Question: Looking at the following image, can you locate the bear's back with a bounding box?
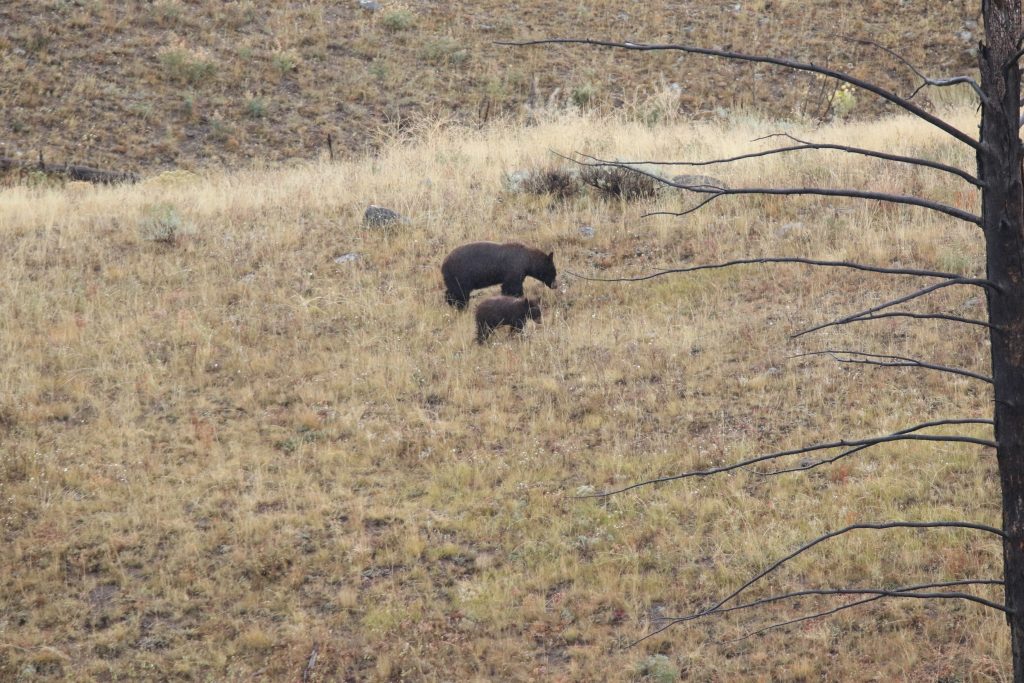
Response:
[475,294,528,322]
[442,242,528,283]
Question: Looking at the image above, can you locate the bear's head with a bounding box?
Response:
[539,252,557,289]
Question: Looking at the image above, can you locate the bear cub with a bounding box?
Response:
[442,241,557,309]
[475,295,542,343]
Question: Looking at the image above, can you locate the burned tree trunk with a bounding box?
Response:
[513,0,1024,677]
[980,0,1024,673]
[0,156,139,185]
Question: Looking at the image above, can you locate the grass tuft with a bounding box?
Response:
[158,48,217,86]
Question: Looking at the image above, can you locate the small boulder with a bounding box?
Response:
[334,252,361,264]
[359,0,382,10]
[363,205,404,228]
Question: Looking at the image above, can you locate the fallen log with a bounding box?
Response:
[0,156,139,185]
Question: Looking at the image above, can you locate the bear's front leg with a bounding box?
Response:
[445,289,469,309]
[500,279,524,297]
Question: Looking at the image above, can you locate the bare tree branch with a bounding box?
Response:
[664,179,981,224]
[578,133,982,187]
[501,38,980,150]
[628,522,1006,645]
[828,310,996,330]
[668,581,1009,623]
[715,580,1005,644]
[907,76,986,101]
[583,430,996,498]
[574,155,983,225]
[794,349,994,384]
[845,36,987,102]
[1005,44,1024,72]
[647,187,980,224]
[761,133,981,186]
[566,256,975,284]
[746,418,994,476]
[791,278,999,338]
[706,521,1004,606]
[649,192,722,217]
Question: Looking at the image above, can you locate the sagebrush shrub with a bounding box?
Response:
[521,166,580,199]
[580,164,659,200]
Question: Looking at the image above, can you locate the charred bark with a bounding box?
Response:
[979,0,1024,675]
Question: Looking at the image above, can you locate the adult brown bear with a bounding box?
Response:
[475,296,542,343]
[441,241,557,309]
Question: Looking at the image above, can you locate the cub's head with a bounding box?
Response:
[525,298,543,324]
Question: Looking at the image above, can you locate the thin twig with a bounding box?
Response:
[717,579,1004,643]
[565,256,971,283]
[302,642,320,683]
[578,133,981,187]
[829,310,996,330]
[746,418,993,476]
[500,38,980,150]
[1005,44,1024,72]
[661,171,979,224]
[794,349,993,384]
[845,36,986,102]
[583,430,996,498]
[791,278,999,338]
[664,580,1009,623]
[629,521,1006,645]
[573,155,982,225]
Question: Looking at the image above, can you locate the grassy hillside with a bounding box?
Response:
[0,108,1004,680]
[1,0,981,174]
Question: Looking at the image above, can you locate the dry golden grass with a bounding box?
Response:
[0,108,1006,681]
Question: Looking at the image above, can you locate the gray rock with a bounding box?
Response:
[672,174,727,191]
[359,0,381,10]
[363,205,404,228]
[578,225,596,238]
[334,252,361,264]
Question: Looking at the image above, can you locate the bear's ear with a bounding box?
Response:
[547,252,554,261]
